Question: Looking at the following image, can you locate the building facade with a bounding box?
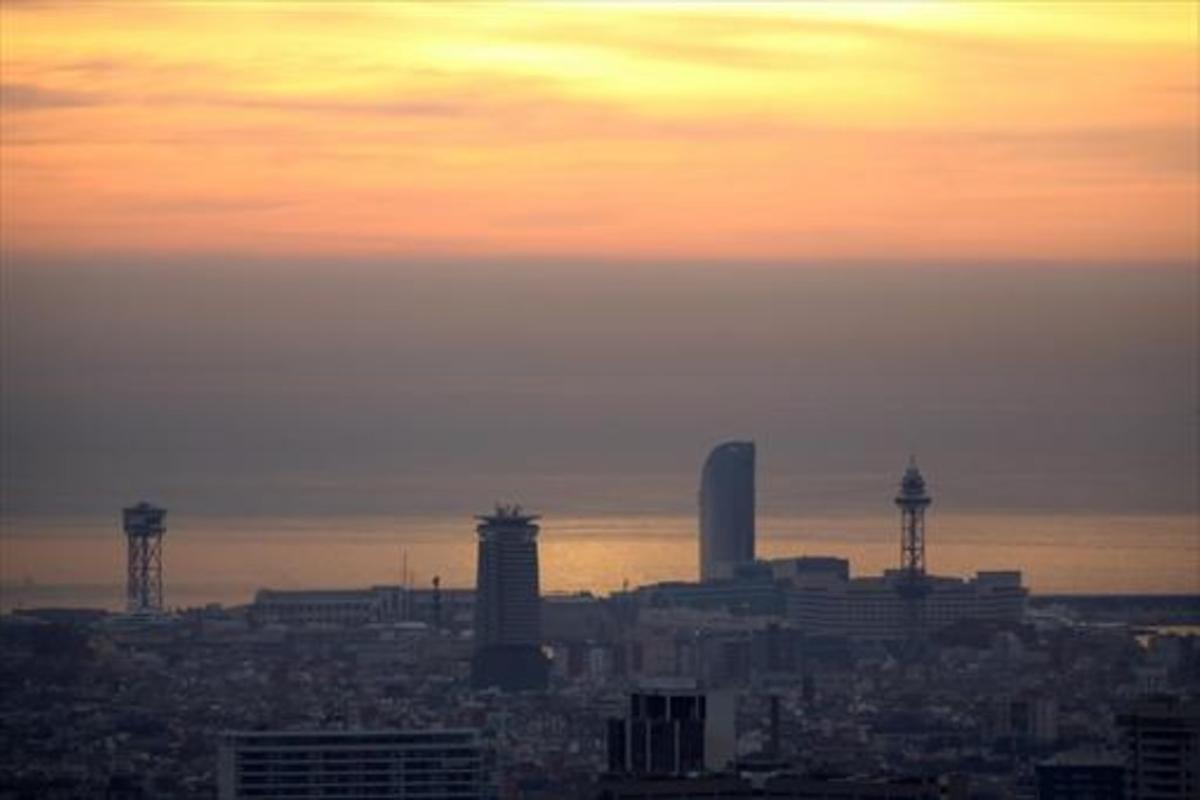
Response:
[1036,758,1126,800]
[606,684,736,776]
[251,585,475,628]
[472,504,548,691]
[786,570,1027,642]
[1117,696,1199,800]
[699,441,756,582]
[216,729,492,800]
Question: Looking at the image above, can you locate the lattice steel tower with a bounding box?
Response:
[123,502,167,613]
[894,459,932,650]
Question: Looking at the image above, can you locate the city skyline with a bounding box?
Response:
[0,3,1197,796]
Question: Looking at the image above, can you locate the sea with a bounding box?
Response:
[1,512,1196,612]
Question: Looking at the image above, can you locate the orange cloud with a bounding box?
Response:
[1,1,1196,263]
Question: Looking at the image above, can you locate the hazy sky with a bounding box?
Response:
[1,3,1197,525]
[2,259,1195,520]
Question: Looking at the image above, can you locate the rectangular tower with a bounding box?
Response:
[471,504,548,691]
[606,685,735,776]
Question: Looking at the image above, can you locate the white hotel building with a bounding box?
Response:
[786,568,1027,641]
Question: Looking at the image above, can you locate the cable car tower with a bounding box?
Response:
[123,502,167,613]
[894,459,932,654]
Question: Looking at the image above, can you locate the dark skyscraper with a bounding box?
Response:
[606,688,736,776]
[698,441,755,582]
[471,503,548,691]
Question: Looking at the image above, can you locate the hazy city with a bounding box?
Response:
[1,3,1197,800]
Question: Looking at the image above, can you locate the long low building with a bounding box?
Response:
[251,585,475,628]
[787,569,1027,641]
[217,729,493,800]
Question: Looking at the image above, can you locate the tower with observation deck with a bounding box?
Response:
[122,501,167,614]
[894,459,932,653]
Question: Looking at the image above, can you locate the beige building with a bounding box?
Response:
[786,569,1027,641]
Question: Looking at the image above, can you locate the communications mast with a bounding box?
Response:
[894,459,931,651]
[123,502,167,613]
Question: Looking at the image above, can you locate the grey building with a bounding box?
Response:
[471,504,548,691]
[1117,696,1199,800]
[699,441,755,582]
[1036,756,1125,800]
[606,685,736,776]
[217,729,492,799]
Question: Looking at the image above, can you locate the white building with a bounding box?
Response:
[786,569,1027,641]
[217,729,492,799]
[251,585,474,628]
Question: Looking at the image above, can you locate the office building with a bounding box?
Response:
[1036,754,1126,800]
[593,773,968,799]
[472,504,548,691]
[1117,696,1199,799]
[217,729,492,799]
[250,585,476,628]
[786,569,1026,641]
[607,683,736,775]
[699,441,755,582]
[993,691,1059,748]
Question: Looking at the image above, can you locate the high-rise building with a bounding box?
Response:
[699,441,755,582]
[122,502,167,614]
[1117,696,1199,800]
[471,503,548,691]
[216,729,492,799]
[606,683,735,776]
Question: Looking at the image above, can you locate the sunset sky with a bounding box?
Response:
[2,1,1197,264]
[1,3,1198,601]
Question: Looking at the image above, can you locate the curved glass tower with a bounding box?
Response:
[698,441,755,582]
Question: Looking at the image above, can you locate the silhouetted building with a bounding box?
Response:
[1117,696,1199,799]
[593,773,968,799]
[699,441,755,582]
[471,503,548,691]
[1036,755,1125,800]
[762,556,850,583]
[607,683,735,775]
[217,729,491,799]
[993,691,1059,748]
[122,501,167,614]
